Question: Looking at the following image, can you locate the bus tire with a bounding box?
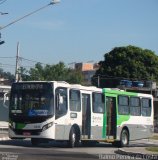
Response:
[68,127,79,148]
[119,129,129,147]
[31,138,40,146]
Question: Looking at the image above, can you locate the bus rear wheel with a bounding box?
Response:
[119,129,129,147]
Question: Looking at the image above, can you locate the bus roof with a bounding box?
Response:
[12,81,102,92]
[103,88,153,98]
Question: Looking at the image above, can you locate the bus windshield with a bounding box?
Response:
[10,83,54,121]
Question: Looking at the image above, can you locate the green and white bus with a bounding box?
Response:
[9,81,154,147]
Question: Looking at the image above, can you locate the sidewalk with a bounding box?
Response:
[115,148,158,160]
[115,137,158,159]
[116,146,157,155]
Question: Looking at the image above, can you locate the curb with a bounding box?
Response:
[115,149,158,160]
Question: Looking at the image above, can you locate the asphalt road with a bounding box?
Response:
[0,139,117,160]
[0,138,158,160]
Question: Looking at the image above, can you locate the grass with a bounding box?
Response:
[146,147,158,152]
[150,135,158,140]
[145,134,158,152]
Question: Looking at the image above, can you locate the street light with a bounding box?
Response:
[0,33,5,45]
[0,12,8,45]
[0,0,60,45]
[0,40,5,45]
[50,0,60,5]
[0,0,60,30]
[0,11,8,44]
[0,11,8,15]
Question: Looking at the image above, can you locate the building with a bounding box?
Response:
[75,63,94,71]
[75,63,99,85]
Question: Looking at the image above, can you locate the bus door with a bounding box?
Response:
[82,93,91,139]
[55,87,67,140]
[106,96,116,139]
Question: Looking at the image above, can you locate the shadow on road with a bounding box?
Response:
[0,139,113,148]
[1,138,158,148]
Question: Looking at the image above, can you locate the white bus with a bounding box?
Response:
[9,81,154,147]
[0,85,11,122]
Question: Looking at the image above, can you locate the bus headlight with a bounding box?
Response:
[42,122,53,131]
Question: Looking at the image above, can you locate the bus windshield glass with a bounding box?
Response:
[10,83,54,119]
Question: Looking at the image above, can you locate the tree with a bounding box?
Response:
[19,67,30,81]
[66,68,83,84]
[21,62,84,84]
[92,45,158,87]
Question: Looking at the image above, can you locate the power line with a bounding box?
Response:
[21,65,35,68]
[0,1,60,31]
[0,63,35,68]
[20,57,46,65]
[0,63,15,67]
[0,56,15,59]
[0,55,47,71]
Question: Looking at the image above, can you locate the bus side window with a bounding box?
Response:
[92,92,104,113]
[69,89,81,112]
[55,87,67,119]
[118,95,129,115]
[130,97,141,116]
[142,98,151,117]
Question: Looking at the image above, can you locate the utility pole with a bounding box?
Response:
[15,42,20,82]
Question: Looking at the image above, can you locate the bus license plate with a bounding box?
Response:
[23,132,31,136]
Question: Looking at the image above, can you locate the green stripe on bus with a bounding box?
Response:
[117,115,130,125]
[102,88,138,96]
[102,111,106,138]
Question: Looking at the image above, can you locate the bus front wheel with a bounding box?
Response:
[68,127,79,148]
